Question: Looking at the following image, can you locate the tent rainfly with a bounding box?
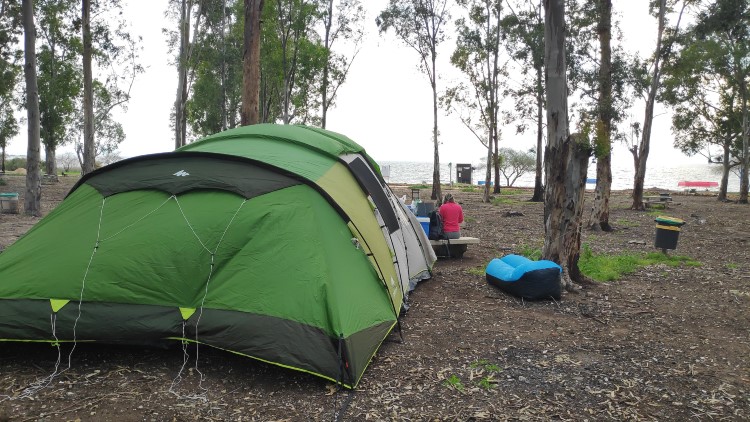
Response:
[0,124,436,388]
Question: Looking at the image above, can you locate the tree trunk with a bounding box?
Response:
[241,0,264,126]
[82,0,95,174]
[740,81,749,204]
[44,144,57,177]
[430,55,441,202]
[718,143,730,201]
[493,138,501,194]
[631,0,667,210]
[484,143,492,203]
[321,0,333,129]
[174,0,190,149]
[531,68,544,202]
[542,0,589,290]
[587,0,612,231]
[22,0,41,217]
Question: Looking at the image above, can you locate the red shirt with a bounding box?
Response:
[439,202,463,233]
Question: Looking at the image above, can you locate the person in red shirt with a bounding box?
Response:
[438,193,463,239]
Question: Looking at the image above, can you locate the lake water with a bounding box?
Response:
[379,160,742,192]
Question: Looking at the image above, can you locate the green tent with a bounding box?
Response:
[0,124,436,387]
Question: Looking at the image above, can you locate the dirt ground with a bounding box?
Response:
[0,175,748,421]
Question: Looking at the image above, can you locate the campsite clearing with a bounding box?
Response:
[1,176,749,420]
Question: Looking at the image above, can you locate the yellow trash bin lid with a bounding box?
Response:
[655,216,685,228]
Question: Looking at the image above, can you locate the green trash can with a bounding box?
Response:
[654,216,685,251]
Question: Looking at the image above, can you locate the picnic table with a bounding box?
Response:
[429,236,480,258]
[644,193,673,209]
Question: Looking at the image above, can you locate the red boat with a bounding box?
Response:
[677,181,719,188]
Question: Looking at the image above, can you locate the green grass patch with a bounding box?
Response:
[491,197,517,205]
[477,376,498,390]
[499,188,525,196]
[517,244,542,261]
[579,245,701,282]
[409,184,430,190]
[442,374,465,392]
[467,266,485,276]
[726,262,738,270]
[470,359,503,373]
[464,216,476,223]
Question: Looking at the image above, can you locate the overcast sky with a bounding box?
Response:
[6,0,704,167]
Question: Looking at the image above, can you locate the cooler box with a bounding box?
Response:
[0,192,19,214]
[417,217,430,236]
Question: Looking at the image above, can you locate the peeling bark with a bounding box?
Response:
[542,0,591,290]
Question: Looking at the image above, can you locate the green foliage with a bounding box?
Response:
[579,245,701,282]
[5,157,26,171]
[477,376,497,390]
[470,359,502,373]
[498,188,525,196]
[466,266,484,276]
[497,148,535,187]
[491,197,517,205]
[442,374,464,392]
[460,186,477,192]
[661,0,749,174]
[37,0,82,155]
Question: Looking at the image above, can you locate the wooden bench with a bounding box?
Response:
[644,193,673,209]
[429,237,480,258]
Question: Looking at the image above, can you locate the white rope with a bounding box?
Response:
[99,195,173,242]
[168,321,192,395]
[168,197,247,400]
[173,196,212,254]
[1,197,109,402]
[0,314,64,402]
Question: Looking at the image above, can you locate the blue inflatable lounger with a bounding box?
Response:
[485,254,562,300]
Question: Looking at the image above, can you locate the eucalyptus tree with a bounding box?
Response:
[320,0,364,129]
[0,101,19,173]
[242,0,264,125]
[271,0,326,124]
[36,0,81,178]
[498,147,535,187]
[22,0,41,216]
[669,87,742,201]
[499,0,544,201]
[168,0,207,148]
[377,0,450,201]
[186,0,244,136]
[688,0,750,203]
[584,0,613,231]
[81,0,140,168]
[444,0,505,201]
[542,0,591,289]
[629,0,688,210]
[662,9,747,202]
[81,0,93,171]
[0,2,21,173]
[74,80,126,167]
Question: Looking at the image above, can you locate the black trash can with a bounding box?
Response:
[654,216,686,251]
